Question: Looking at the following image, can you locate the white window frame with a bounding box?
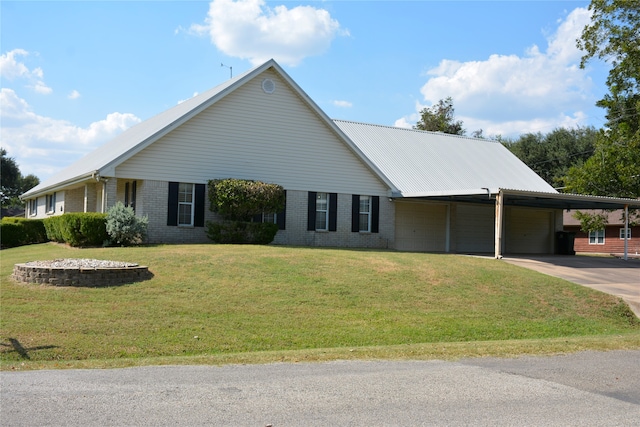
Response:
[29,198,37,216]
[178,183,195,226]
[262,212,277,224]
[46,193,56,214]
[588,229,605,245]
[619,228,631,240]
[359,195,372,232]
[315,192,329,231]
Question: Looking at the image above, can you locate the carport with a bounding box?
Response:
[419,189,640,260]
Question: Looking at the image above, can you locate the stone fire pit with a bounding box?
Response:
[12,259,152,287]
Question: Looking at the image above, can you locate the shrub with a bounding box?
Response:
[206,178,284,245]
[106,202,148,246]
[208,178,285,221]
[0,218,47,248]
[43,213,108,247]
[206,221,279,245]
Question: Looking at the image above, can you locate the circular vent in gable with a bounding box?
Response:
[262,78,276,94]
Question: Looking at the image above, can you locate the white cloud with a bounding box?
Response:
[0,88,141,180]
[333,100,352,108]
[191,0,347,66]
[68,90,81,100]
[397,7,594,137]
[0,49,53,95]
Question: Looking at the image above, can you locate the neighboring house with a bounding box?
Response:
[564,210,639,255]
[21,59,640,256]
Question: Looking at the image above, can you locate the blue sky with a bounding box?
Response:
[1,0,609,181]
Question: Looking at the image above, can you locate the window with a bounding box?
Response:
[29,198,37,216]
[315,192,329,231]
[307,192,336,232]
[46,193,56,214]
[124,181,137,212]
[620,228,632,239]
[178,183,194,226]
[358,196,372,232]
[351,194,379,233]
[589,229,605,245]
[262,212,276,224]
[167,182,205,227]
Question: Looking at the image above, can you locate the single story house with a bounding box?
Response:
[564,210,639,256]
[21,59,640,257]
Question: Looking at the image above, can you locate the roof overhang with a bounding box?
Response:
[393,188,640,210]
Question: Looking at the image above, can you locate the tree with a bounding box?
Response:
[414,97,465,135]
[504,127,597,188]
[1,148,39,212]
[566,0,640,199]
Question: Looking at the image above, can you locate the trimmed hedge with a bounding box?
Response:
[206,221,279,245]
[43,213,108,247]
[208,178,285,222]
[0,217,48,249]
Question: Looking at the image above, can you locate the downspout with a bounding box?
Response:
[624,204,629,261]
[495,190,504,259]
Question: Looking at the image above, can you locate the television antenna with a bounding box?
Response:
[221,63,232,78]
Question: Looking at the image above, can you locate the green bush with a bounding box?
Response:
[208,178,285,221]
[206,178,284,245]
[43,213,108,247]
[206,221,279,245]
[106,202,148,246]
[0,217,47,248]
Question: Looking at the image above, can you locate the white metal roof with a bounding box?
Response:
[333,120,558,197]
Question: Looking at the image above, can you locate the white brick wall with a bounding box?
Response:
[137,181,395,248]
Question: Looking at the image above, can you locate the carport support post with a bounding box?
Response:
[495,190,504,259]
[624,204,629,261]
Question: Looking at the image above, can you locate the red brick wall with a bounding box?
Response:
[564,225,640,254]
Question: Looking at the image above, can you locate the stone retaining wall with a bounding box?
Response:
[12,264,153,287]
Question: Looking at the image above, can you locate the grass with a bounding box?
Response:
[1,243,638,370]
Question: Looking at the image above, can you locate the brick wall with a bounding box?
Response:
[566,225,640,255]
[138,180,395,248]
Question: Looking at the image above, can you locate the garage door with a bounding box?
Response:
[505,208,553,254]
[395,202,447,252]
[455,204,494,253]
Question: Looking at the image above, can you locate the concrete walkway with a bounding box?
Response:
[503,255,640,317]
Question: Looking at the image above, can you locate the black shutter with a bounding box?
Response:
[194,184,206,227]
[371,196,380,233]
[351,195,360,232]
[276,191,286,230]
[124,182,130,207]
[252,214,262,223]
[167,182,179,226]
[131,181,137,212]
[329,193,338,232]
[307,192,316,231]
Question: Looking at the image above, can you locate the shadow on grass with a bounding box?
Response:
[1,338,59,360]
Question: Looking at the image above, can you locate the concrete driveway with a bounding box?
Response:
[503,256,640,316]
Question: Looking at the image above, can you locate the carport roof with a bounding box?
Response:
[406,188,640,210]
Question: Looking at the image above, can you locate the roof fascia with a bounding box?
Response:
[20,172,98,199]
[499,189,640,208]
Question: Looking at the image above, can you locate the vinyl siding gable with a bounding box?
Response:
[115,69,388,196]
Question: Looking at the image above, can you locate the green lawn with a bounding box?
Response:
[1,243,638,370]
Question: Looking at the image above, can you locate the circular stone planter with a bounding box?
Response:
[12,259,152,287]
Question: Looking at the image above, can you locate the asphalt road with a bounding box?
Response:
[2,350,639,426]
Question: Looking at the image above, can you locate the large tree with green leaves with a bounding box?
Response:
[504,127,597,188]
[414,97,466,135]
[565,0,640,199]
[1,148,40,213]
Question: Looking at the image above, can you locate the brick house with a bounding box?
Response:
[21,59,640,256]
[564,210,639,256]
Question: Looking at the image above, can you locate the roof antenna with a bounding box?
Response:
[221,63,232,78]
